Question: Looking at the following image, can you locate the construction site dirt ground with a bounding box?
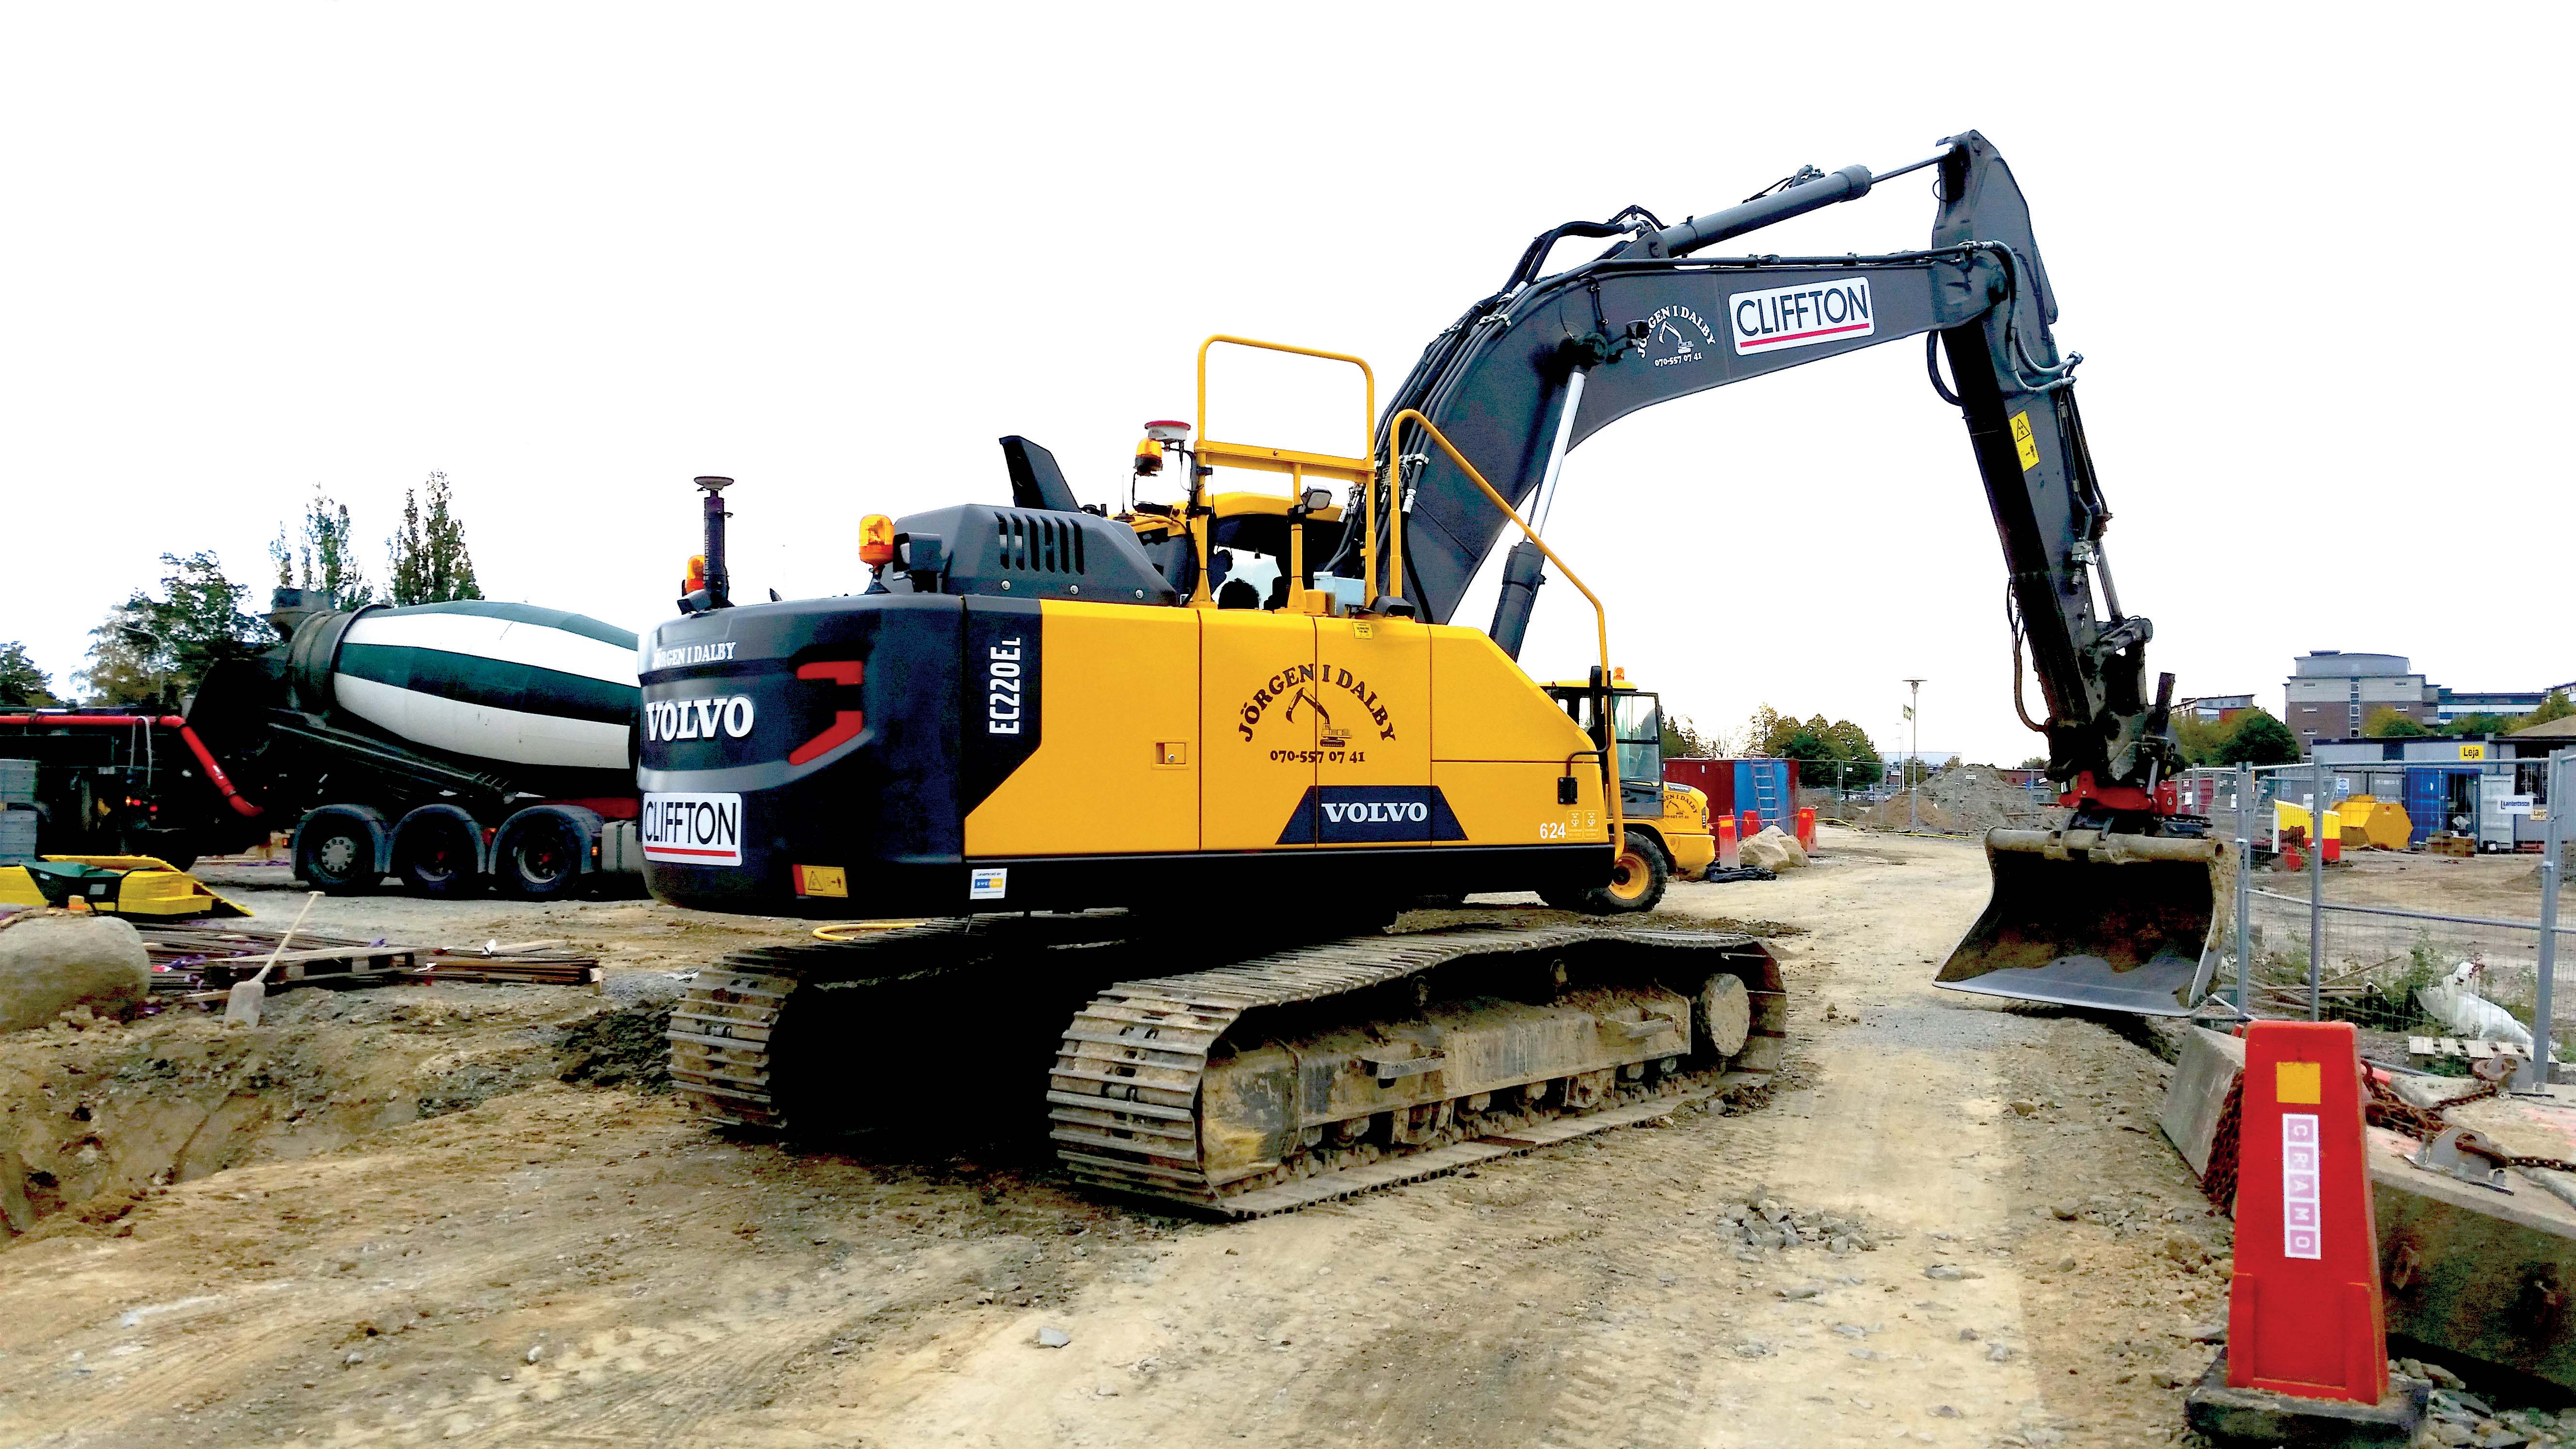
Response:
[0,831,2248,1448]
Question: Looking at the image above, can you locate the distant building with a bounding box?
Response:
[2438,686,2575,726]
[2310,735,2551,851]
[2285,652,2432,752]
[2181,694,2255,724]
[2285,651,2573,752]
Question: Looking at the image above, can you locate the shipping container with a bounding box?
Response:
[1663,757,1798,832]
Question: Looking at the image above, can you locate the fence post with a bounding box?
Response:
[2310,760,2327,1021]
[2523,750,2568,1090]
[2236,762,2255,1016]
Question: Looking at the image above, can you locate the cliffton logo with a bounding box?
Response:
[1236,661,1397,743]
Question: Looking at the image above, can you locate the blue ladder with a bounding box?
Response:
[1751,764,1783,830]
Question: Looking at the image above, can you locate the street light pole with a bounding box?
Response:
[1903,678,1926,831]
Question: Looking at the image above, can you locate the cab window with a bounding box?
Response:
[1612,692,1663,785]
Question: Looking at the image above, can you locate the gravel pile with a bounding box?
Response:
[557,999,675,1092]
[1845,765,2064,835]
[1711,1191,1886,1257]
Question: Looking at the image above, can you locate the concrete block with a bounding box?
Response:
[2183,1351,2427,1445]
[2372,1093,2576,1389]
[2160,1025,2246,1180]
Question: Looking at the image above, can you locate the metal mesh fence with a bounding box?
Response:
[2179,759,2570,1077]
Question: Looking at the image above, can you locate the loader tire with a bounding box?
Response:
[1543,828,1669,916]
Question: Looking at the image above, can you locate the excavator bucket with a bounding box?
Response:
[1935,829,2224,1016]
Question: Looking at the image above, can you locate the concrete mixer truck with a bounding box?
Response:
[0,589,644,898]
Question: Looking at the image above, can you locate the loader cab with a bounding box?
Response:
[1545,678,1663,807]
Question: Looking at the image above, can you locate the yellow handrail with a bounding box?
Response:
[1381,408,1622,849]
[1195,336,1377,604]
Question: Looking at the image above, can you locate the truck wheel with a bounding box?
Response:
[296,815,381,896]
[1567,828,1669,916]
[395,815,483,899]
[497,814,584,901]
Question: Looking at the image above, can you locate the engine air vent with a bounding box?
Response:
[996,511,1087,574]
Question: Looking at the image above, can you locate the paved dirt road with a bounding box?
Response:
[0,829,2224,1447]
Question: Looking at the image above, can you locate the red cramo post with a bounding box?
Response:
[2226,1020,2386,1402]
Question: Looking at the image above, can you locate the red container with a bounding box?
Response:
[1662,758,1798,834]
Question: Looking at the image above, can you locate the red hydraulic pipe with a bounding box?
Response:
[0,713,264,818]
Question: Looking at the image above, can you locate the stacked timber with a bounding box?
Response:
[136,922,600,993]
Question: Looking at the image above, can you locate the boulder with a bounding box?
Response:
[0,911,150,1032]
[1740,827,1809,871]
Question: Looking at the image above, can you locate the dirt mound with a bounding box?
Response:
[558,999,675,1092]
[1845,764,2064,835]
[0,982,618,1239]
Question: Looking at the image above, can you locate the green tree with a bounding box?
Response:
[2528,690,2576,728]
[2441,711,2518,738]
[1735,705,1884,787]
[1659,710,1720,760]
[1743,703,1796,759]
[1825,719,1884,789]
[2175,713,2239,766]
[387,470,483,606]
[2365,705,2430,738]
[1780,726,1836,786]
[2219,708,2302,766]
[2018,755,2049,770]
[270,485,375,607]
[77,553,269,708]
[0,643,60,707]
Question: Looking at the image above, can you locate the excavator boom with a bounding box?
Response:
[1340,130,2219,1013]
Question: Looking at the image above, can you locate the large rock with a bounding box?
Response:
[1740,827,1809,871]
[0,912,150,1032]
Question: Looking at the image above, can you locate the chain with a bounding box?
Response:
[2364,1063,2576,1174]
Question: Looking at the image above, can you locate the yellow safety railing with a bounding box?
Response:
[1381,408,1622,847]
[1193,336,1376,606]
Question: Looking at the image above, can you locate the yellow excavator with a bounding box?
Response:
[643,131,2218,1216]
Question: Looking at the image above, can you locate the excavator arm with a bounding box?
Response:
[1336,130,2219,1012]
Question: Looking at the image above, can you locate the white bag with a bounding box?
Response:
[2415,963,2534,1049]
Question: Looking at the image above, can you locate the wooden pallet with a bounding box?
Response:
[2409,1035,2534,1063]
[138,922,599,992]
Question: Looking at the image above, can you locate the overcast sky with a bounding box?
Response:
[5,4,2567,764]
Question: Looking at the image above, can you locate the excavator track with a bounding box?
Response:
[668,915,1128,1128]
[1048,923,1784,1217]
[669,916,1785,1218]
